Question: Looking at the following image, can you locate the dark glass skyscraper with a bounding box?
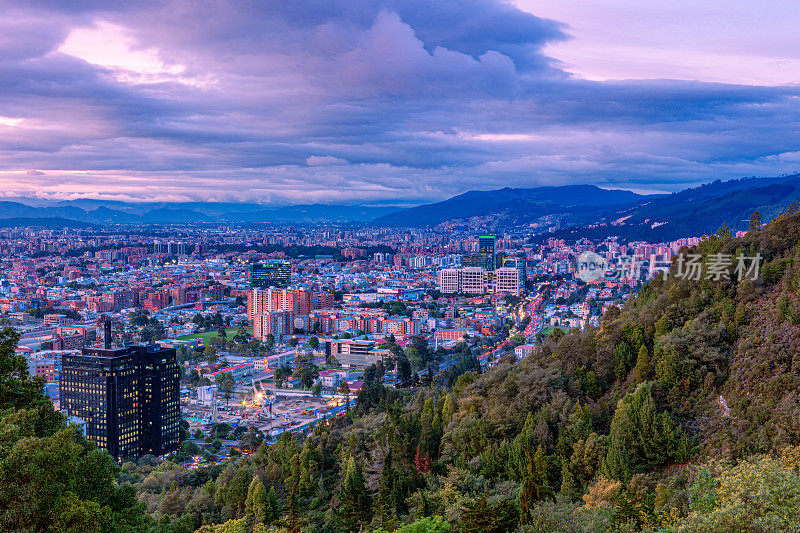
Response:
[478,235,496,271]
[60,343,180,460]
[251,261,291,288]
[462,253,491,270]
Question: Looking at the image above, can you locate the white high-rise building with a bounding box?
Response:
[494,267,522,295]
[437,268,460,294]
[460,267,486,294]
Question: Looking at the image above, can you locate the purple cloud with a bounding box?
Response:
[0,0,798,203]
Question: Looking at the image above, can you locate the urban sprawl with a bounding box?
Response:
[2,224,719,466]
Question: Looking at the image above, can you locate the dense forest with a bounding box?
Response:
[4,207,800,532]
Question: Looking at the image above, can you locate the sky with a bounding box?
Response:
[0,0,799,205]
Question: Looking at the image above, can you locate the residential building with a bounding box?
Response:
[514,344,535,357]
[253,310,292,339]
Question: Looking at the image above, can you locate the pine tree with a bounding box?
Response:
[338,455,372,532]
[265,485,279,525]
[601,383,684,481]
[376,449,395,526]
[533,411,553,452]
[519,443,551,522]
[299,438,315,497]
[519,446,536,525]
[749,210,762,231]
[461,495,518,532]
[284,454,302,532]
[633,345,652,382]
[511,412,536,479]
[441,394,456,426]
[613,342,634,379]
[245,476,267,525]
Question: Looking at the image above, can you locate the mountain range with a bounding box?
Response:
[0,199,400,225]
[372,175,800,240]
[2,174,798,239]
[372,184,645,227]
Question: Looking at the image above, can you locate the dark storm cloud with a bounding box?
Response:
[0,0,799,203]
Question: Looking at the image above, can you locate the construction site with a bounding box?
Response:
[181,379,353,461]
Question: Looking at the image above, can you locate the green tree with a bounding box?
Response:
[0,328,152,532]
[216,373,236,405]
[0,328,52,411]
[396,357,412,387]
[204,345,219,363]
[376,516,451,533]
[245,476,267,524]
[441,394,456,426]
[602,383,685,482]
[633,345,652,383]
[216,465,251,519]
[274,364,292,388]
[265,485,279,524]
[338,381,351,412]
[338,455,372,531]
[293,356,318,389]
[460,496,518,533]
[520,444,549,524]
[308,336,319,350]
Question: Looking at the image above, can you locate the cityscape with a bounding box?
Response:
[2,1,800,532]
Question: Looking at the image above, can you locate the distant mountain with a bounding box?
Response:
[540,175,800,241]
[258,204,400,223]
[2,175,797,233]
[372,185,646,227]
[145,208,214,224]
[0,199,402,225]
[371,176,800,240]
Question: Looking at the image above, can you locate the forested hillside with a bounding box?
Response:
[5,207,800,532]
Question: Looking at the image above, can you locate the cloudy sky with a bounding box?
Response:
[1,0,799,205]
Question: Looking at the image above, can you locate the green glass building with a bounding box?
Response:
[251,261,291,288]
[478,236,496,271]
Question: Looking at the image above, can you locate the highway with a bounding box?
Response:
[476,283,558,367]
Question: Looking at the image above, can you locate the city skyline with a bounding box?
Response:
[1,1,799,205]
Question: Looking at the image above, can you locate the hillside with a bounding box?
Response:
[580,175,800,240]
[191,206,800,531]
[374,175,800,241]
[4,209,800,531]
[372,185,644,227]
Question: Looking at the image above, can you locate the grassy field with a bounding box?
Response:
[177,328,252,343]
